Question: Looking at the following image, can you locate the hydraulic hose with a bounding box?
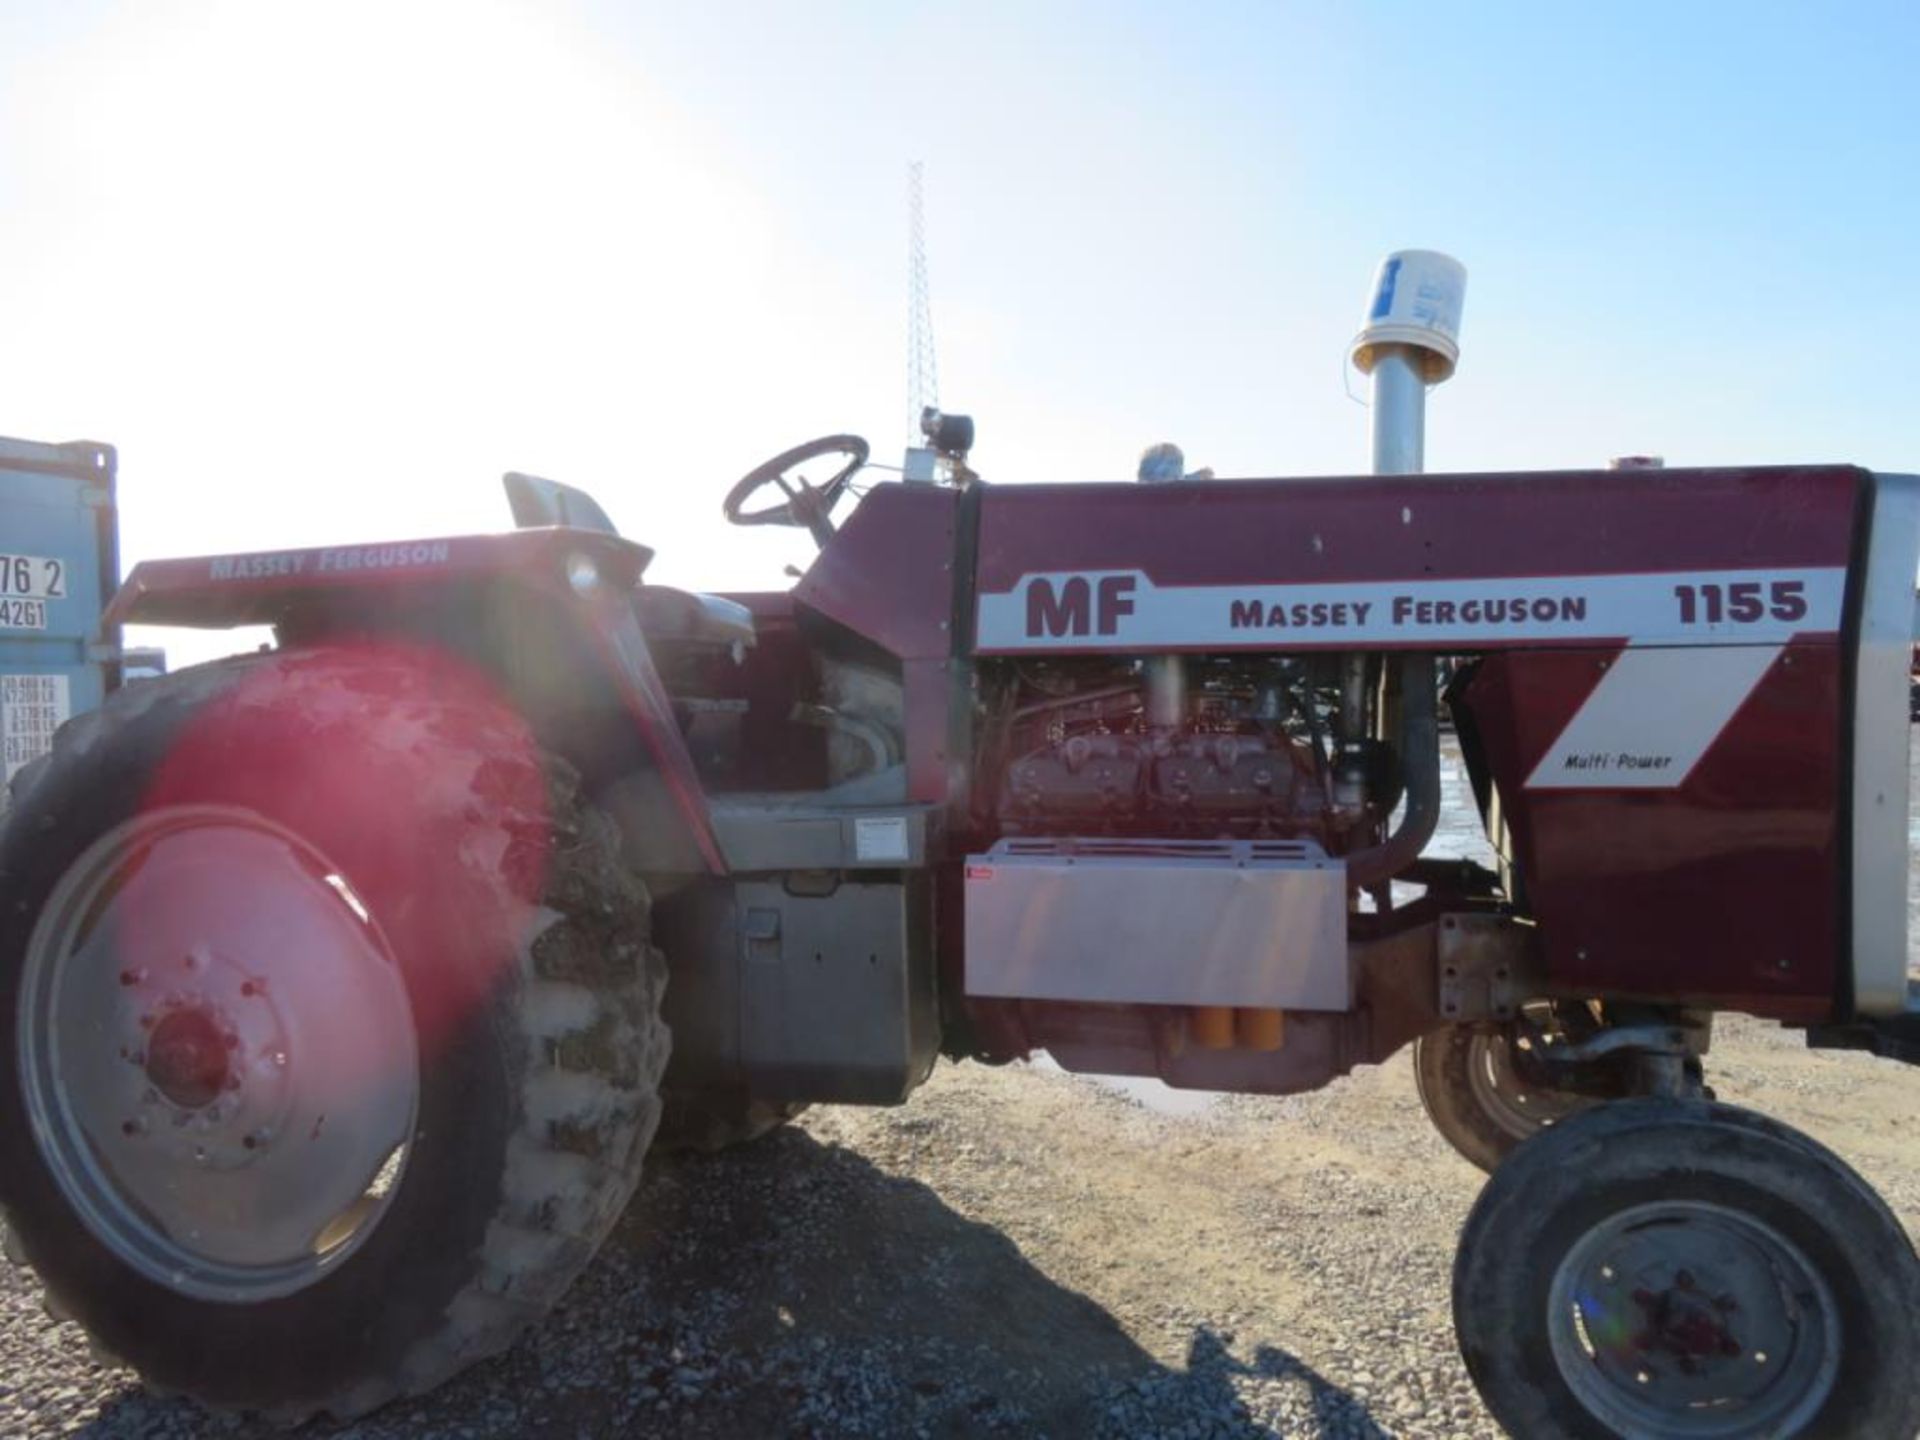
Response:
[1343,652,1440,890]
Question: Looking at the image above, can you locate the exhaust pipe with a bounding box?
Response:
[1343,251,1465,888]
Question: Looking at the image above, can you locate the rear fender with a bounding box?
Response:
[104,529,725,873]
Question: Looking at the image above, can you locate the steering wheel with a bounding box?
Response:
[723,434,869,547]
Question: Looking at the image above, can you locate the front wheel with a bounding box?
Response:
[1453,1099,1920,1439]
[1414,1018,1596,1172]
[0,647,668,1422]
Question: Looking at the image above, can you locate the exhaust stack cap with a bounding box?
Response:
[1350,249,1467,384]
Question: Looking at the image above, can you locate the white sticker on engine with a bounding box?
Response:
[2,673,70,779]
[854,815,911,862]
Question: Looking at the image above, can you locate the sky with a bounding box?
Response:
[1,0,1916,665]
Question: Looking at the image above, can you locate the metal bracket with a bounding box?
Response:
[1550,1024,1691,1062]
[1435,912,1535,1022]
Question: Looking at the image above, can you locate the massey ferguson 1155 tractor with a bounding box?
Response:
[4,251,1919,1438]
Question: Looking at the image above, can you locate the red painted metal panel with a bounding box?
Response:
[974,466,1862,594]
[105,530,653,630]
[793,487,963,806]
[103,529,725,874]
[1461,643,1844,1017]
[577,589,728,874]
[793,485,959,660]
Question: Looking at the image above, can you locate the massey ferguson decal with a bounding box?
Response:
[974,566,1845,652]
[206,541,453,581]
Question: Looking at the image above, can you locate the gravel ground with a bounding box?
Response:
[6,1016,1919,1440]
[6,739,1920,1438]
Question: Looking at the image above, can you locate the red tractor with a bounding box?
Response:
[3,256,1918,1438]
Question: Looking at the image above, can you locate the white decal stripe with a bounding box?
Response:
[974,567,1846,652]
[1524,647,1780,790]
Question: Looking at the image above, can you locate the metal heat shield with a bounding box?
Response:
[963,838,1350,1010]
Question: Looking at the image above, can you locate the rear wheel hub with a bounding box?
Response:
[144,1006,229,1110]
[18,808,420,1301]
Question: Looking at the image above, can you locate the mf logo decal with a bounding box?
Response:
[1025,574,1137,638]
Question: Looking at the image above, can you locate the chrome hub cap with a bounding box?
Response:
[1549,1201,1839,1436]
[19,808,419,1301]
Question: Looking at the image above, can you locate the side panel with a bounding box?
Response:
[791,485,966,804]
[792,484,960,662]
[656,876,940,1104]
[1850,473,1920,1015]
[973,466,1859,654]
[1459,643,1843,1014]
[964,838,1349,1009]
[969,464,1869,1020]
[0,438,118,782]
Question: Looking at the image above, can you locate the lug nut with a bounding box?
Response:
[118,967,146,987]
[120,1118,146,1138]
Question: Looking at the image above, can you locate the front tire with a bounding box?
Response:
[0,647,668,1422]
[1415,1018,1596,1172]
[1453,1099,1920,1439]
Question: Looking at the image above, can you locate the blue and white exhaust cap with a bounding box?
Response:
[1350,249,1468,384]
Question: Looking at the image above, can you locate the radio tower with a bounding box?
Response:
[906,161,938,443]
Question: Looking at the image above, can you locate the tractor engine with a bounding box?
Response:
[987,442,1404,854]
[989,652,1399,854]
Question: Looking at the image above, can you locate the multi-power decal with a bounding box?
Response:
[1525,646,1784,790]
[974,567,1844,652]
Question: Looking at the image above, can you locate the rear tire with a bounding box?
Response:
[0,647,668,1422]
[1453,1099,1920,1439]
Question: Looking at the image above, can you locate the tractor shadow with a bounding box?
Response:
[71,1127,1388,1438]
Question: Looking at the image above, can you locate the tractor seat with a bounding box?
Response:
[634,586,756,651]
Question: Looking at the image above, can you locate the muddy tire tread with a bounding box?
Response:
[0,649,669,1423]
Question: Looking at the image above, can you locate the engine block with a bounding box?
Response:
[1000,725,1332,839]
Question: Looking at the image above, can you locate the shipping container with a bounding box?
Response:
[0,436,119,784]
